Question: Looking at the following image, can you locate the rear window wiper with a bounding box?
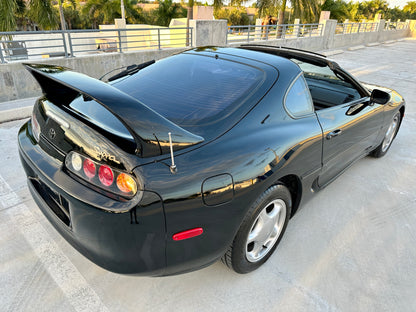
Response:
[105,60,155,82]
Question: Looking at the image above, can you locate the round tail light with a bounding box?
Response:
[117,173,137,194]
[66,152,139,198]
[99,165,114,186]
[71,153,82,171]
[83,159,96,178]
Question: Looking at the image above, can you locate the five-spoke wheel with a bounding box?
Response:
[246,199,287,263]
[222,184,291,274]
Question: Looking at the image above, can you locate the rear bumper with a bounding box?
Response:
[18,122,167,275]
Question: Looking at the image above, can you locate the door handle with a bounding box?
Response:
[326,129,342,140]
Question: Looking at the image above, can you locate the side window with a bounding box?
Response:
[285,75,314,118]
[291,58,365,109]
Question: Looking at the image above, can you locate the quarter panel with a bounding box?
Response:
[138,83,323,273]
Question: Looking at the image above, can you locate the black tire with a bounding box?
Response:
[222,184,292,274]
[371,111,401,158]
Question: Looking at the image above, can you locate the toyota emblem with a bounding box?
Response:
[48,128,56,140]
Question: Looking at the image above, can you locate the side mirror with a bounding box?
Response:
[370,89,390,105]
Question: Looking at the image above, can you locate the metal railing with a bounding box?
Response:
[226,23,323,44]
[0,27,193,64]
[384,21,409,30]
[335,22,379,35]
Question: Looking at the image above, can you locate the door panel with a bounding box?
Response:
[316,100,384,187]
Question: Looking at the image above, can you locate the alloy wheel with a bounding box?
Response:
[246,199,287,263]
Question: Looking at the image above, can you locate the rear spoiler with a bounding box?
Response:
[24,63,204,158]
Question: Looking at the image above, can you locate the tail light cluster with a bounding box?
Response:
[65,151,138,198]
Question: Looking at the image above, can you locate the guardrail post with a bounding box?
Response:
[117,29,123,53]
[61,31,69,58]
[158,28,161,50]
[190,28,193,46]
[67,31,74,57]
[358,23,361,33]
[247,25,251,42]
[0,42,5,64]
[294,19,300,37]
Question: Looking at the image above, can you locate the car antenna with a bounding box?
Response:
[168,132,177,174]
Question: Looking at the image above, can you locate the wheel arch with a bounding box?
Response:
[276,174,302,217]
[399,105,405,124]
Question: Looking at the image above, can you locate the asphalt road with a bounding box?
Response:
[1,39,416,312]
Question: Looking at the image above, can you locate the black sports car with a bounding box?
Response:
[18,46,405,276]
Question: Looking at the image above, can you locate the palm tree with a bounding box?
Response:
[404,1,416,17]
[27,0,59,29]
[213,0,223,11]
[0,0,59,32]
[0,0,17,32]
[256,0,320,23]
[291,0,320,23]
[321,0,350,22]
[157,0,184,26]
[82,0,142,28]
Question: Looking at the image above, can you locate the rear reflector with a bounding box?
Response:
[172,228,203,241]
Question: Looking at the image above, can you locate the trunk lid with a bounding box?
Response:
[25,63,204,159]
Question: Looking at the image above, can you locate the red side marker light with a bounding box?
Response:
[173,228,203,241]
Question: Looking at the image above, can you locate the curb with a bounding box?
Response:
[321,49,344,56]
[0,106,33,123]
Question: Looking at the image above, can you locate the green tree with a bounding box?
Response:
[213,0,223,11]
[291,0,320,23]
[215,7,251,25]
[27,0,59,29]
[82,0,142,28]
[321,0,349,22]
[357,0,388,20]
[61,0,82,29]
[403,1,416,18]
[0,0,17,32]
[156,0,186,26]
[257,0,279,19]
[0,0,59,31]
[256,0,320,23]
[346,1,359,21]
[386,6,409,21]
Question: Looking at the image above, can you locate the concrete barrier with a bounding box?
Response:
[0,47,186,102]
[0,19,412,103]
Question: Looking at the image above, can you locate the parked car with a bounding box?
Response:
[18,46,405,276]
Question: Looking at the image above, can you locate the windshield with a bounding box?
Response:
[113,53,265,127]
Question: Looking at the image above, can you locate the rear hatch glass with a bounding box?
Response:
[112,53,269,134]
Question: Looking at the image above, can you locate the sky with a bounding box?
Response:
[387,0,410,8]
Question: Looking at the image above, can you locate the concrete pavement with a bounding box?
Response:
[1,39,416,312]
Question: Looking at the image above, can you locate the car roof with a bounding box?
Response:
[237,44,340,70]
[183,46,303,76]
